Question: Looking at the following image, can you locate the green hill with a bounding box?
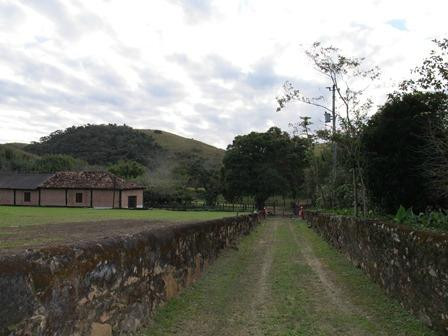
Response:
[4,143,29,150]
[140,129,225,192]
[1,127,225,193]
[25,124,159,166]
[143,129,224,163]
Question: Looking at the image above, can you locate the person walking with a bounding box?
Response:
[299,205,304,220]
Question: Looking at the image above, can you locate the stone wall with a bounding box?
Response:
[305,211,448,335]
[0,215,258,336]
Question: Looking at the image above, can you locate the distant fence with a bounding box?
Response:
[146,200,302,216]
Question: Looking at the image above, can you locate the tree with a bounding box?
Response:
[361,92,448,213]
[108,160,146,179]
[222,127,308,209]
[0,145,34,172]
[301,143,333,207]
[400,38,448,200]
[401,38,448,93]
[277,42,380,215]
[173,155,222,206]
[32,154,86,173]
[421,119,448,200]
[186,160,221,206]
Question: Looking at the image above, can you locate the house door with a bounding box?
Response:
[128,195,137,209]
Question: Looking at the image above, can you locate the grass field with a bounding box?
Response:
[0,206,239,228]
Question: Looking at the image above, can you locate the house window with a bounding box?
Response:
[24,192,31,202]
[76,192,83,203]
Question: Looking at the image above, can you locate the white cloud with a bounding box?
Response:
[0,0,446,148]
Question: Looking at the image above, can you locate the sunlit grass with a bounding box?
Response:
[0,206,240,228]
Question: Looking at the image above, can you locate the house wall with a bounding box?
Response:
[92,190,120,208]
[0,189,14,205]
[40,189,66,206]
[15,190,39,206]
[1,188,142,208]
[67,189,91,207]
[121,189,143,208]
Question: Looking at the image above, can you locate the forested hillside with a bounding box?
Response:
[1,125,225,196]
[25,124,160,166]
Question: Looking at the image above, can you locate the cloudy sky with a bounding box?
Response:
[0,0,446,148]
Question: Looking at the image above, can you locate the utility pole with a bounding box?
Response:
[327,84,337,207]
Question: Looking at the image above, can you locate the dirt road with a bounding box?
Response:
[141,218,435,336]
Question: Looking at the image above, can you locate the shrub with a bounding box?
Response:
[394,205,448,231]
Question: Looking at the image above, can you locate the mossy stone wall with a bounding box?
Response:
[305,211,448,335]
[0,215,258,335]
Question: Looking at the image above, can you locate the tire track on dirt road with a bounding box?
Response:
[286,219,384,336]
[170,220,277,336]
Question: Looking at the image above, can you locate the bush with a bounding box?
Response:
[32,154,86,173]
[108,160,146,179]
[394,205,448,231]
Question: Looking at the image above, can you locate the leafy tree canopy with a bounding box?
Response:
[222,127,308,209]
[108,160,146,179]
[361,91,448,213]
[401,38,448,93]
[174,156,221,206]
[26,124,159,165]
[32,154,86,173]
[0,145,34,172]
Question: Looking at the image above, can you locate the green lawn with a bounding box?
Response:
[0,206,240,228]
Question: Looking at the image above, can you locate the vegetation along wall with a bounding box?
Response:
[305,211,448,335]
[0,215,259,336]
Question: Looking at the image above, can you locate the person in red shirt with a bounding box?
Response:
[299,205,304,219]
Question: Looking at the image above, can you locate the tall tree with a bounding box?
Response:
[222,127,308,209]
[277,42,380,215]
[361,92,448,213]
[400,38,448,199]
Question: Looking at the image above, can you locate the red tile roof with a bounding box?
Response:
[40,171,143,190]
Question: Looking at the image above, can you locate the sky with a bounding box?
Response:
[0,0,446,149]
